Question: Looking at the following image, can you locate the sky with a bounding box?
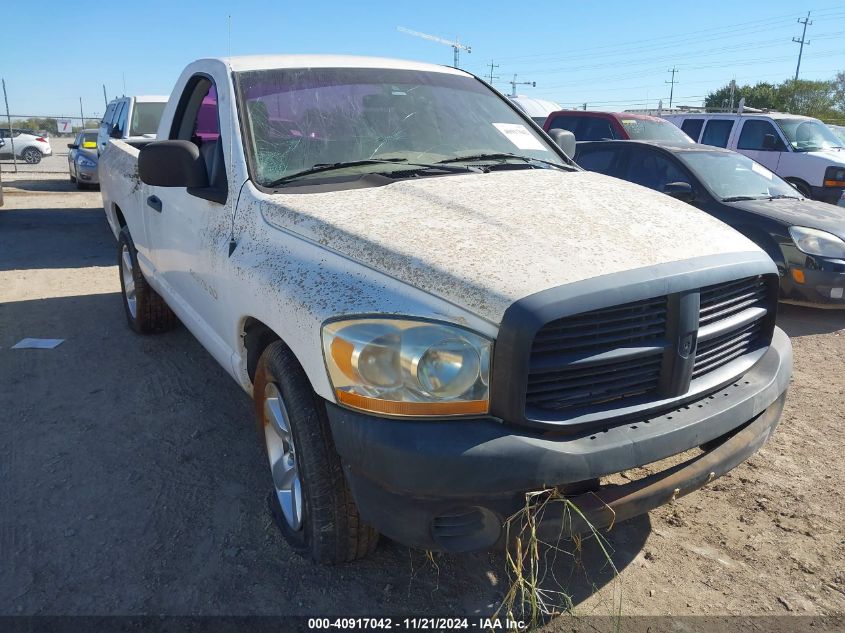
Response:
[2,0,844,121]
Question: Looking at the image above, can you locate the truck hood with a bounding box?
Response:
[259,169,760,323]
[804,148,845,165]
[725,197,845,240]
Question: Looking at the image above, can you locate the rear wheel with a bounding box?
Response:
[254,341,378,564]
[117,227,176,334]
[22,147,42,164]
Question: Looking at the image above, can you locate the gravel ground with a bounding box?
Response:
[1,175,843,628]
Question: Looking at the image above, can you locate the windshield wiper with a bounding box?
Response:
[267,159,409,188]
[268,158,476,188]
[767,194,802,200]
[436,152,571,171]
[721,196,763,202]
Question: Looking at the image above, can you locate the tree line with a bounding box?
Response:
[704,71,845,122]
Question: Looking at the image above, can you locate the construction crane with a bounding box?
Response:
[397,26,471,69]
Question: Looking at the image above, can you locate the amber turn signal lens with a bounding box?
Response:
[335,390,488,417]
[791,269,806,284]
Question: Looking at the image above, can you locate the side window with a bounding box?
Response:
[575,148,621,176]
[737,120,786,151]
[680,119,704,141]
[102,103,116,126]
[700,120,734,148]
[624,148,690,192]
[171,76,226,191]
[115,102,129,136]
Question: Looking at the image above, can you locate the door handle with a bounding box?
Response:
[147,195,163,213]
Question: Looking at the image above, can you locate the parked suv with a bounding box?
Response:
[0,128,53,164]
[663,112,845,205]
[544,111,694,143]
[97,95,168,155]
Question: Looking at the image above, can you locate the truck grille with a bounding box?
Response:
[693,276,769,379]
[699,276,768,326]
[525,297,667,411]
[523,275,774,416]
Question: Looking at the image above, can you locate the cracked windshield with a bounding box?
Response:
[236,67,566,186]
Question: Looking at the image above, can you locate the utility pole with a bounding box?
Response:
[509,74,536,97]
[79,97,84,132]
[729,79,736,112]
[793,11,812,81]
[102,84,108,108]
[2,79,17,173]
[487,60,499,85]
[666,67,678,109]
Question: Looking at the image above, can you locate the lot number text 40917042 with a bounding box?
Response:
[307,617,526,630]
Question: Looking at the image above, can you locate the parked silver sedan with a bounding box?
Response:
[67,129,99,189]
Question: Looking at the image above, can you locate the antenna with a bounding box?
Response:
[397,26,471,68]
[508,74,536,97]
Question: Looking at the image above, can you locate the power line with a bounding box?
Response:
[793,11,813,80]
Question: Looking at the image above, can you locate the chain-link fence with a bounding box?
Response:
[1,114,101,174]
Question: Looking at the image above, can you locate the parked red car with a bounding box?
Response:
[543,111,694,143]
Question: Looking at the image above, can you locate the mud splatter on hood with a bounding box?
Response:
[258,169,761,323]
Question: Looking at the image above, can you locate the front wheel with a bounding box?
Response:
[786,179,812,199]
[254,342,378,564]
[22,147,42,164]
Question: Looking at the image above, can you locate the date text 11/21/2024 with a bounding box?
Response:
[306,617,526,630]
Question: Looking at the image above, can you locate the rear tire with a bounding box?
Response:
[22,147,42,164]
[117,227,176,334]
[254,341,379,564]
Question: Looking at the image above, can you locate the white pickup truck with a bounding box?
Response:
[100,55,792,563]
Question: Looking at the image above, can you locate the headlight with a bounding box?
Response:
[322,318,491,417]
[789,226,845,259]
[824,166,845,187]
[77,156,96,168]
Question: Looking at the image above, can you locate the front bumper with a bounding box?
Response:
[780,259,845,307]
[809,184,844,206]
[327,328,792,552]
[76,164,99,184]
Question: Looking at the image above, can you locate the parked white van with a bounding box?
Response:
[97,95,168,155]
[663,112,845,205]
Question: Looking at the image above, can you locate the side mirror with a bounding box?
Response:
[762,134,778,151]
[664,181,695,203]
[110,124,122,139]
[548,128,576,159]
[139,140,209,188]
[67,143,78,149]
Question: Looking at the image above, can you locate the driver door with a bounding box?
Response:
[143,76,234,357]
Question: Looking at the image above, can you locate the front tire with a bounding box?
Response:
[117,227,176,334]
[786,178,812,199]
[254,342,378,564]
[22,147,42,164]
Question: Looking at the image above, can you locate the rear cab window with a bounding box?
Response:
[130,102,166,137]
[548,115,617,141]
